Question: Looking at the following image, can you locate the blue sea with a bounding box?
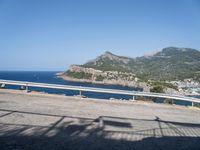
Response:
[0,71,199,106]
[0,71,141,100]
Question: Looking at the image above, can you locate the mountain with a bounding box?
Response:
[83,51,133,72]
[81,47,200,81]
[137,47,200,81]
[60,47,200,91]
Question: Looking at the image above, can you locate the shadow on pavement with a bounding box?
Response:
[0,108,200,150]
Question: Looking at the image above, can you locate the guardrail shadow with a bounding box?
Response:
[0,108,200,150]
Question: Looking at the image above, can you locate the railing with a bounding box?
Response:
[0,79,200,107]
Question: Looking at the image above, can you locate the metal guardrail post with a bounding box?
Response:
[79,86,82,96]
[192,102,194,107]
[132,91,135,100]
[26,83,28,92]
[79,90,82,96]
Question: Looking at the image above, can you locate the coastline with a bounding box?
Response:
[57,74,145,90]
[57,74,200,97]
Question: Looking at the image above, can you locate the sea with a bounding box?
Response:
[0,71,141,100]
[0,71,199,106]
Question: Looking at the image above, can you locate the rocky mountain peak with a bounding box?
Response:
[86,51,131,65]
[104,51,114,55]
[101,51,117,59]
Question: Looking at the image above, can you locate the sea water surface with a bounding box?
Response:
[0,71,141,100]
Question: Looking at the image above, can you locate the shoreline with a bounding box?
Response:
[57,75,200,96]
[57,75,144,90]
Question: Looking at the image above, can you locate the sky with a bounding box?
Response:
[0,0,200,71]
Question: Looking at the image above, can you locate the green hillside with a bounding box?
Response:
[81,47,200,82]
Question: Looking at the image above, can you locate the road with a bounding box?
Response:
[0,89,200,150]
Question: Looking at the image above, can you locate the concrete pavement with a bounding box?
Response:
[0,89,200,150]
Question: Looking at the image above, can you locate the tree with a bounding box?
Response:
[150,85,164,93]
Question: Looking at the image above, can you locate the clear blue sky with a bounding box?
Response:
[0,0,200,71]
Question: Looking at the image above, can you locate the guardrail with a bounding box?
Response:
[0,79,200,107]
